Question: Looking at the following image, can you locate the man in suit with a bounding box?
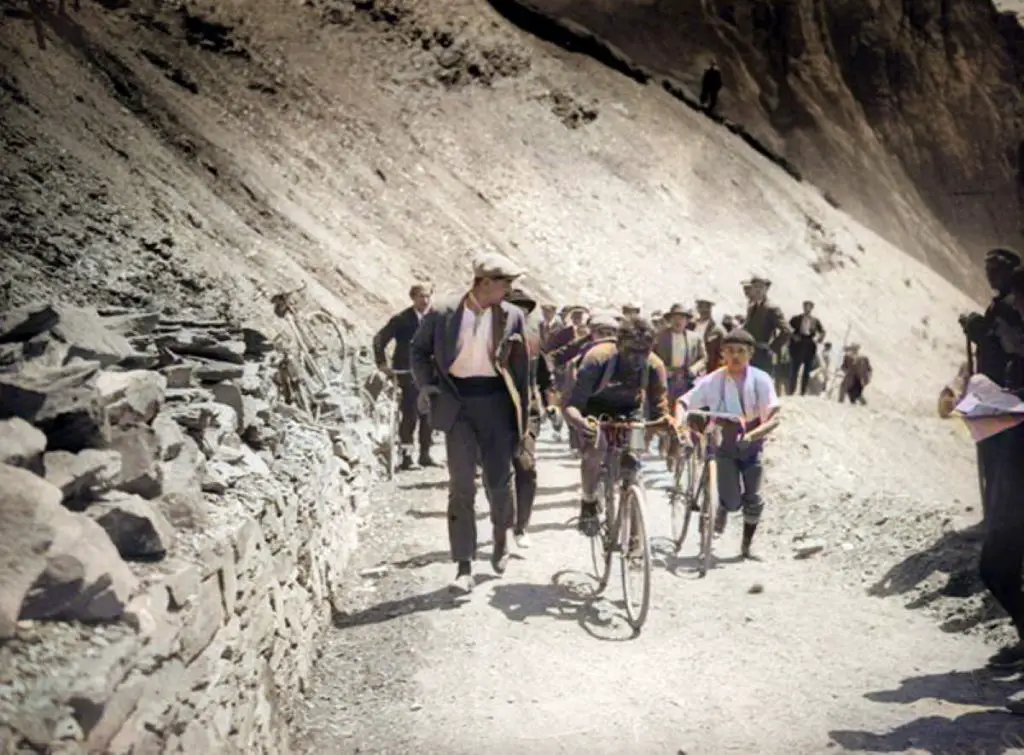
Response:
[502,287,555,550]
[787,300,826,396]
[373,282,436,470]
[744,276,791,374]
[654,304,706,463]
[694,298,725,372]
[410,252,531,593]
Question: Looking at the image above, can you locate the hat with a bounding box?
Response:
[650,310,664,319]
[722,329,756,347]
[621,302,642,312]
[986,247,1021,266]
[588,311,619,330]
[695,298,714,307]
[666,303,692,317]
[506,287,537,314]
[473,251,523,280]
[748,275,771,286]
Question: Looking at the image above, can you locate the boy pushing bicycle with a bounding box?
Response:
[676,329,781,560]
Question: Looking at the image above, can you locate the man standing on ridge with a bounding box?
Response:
[373,282,437,470]
[700,59,723,115]
[743,276,791,374]
[410,252,531,594]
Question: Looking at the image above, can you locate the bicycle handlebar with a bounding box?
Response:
[684,410,746,424]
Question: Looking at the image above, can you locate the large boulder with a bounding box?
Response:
[1,464,137,626]
[96,370,167,426]
[87,492,175,559]
[50,306,134,367]
[0,361,106,452]
[0,465,59,638]
[108,424,163,499]
[0,416,47,473]
[0,305,60,343]
[43,449,122,509]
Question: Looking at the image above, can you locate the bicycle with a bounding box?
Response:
[667,434,701,553]
[587,416,663,634]
[269,284,349,417]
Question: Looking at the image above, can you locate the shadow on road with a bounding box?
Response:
[536,482,579,496]
[487,570,637,642]
[399,479,449,491]
[829,668,1024,753]
[867,522,1007,634]
[332,586,469,629]
[650,537,742,577]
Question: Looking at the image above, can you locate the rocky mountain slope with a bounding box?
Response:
[509,0,1023,298]
[0,0,987,408]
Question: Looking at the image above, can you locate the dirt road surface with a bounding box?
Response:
[294,401,1024,755]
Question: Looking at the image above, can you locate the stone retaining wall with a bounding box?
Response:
[0,304,383,754]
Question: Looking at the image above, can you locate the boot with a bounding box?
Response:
[398,449,414,471]
[741,522,758,560]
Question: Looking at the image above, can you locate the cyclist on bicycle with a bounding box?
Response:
[564,316,676,536]
[677,328,780,559]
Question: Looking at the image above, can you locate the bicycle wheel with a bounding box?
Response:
[619,483,652,632]
[301,310,348,385]
[698,458,717,578]
[670,449,697,553]
[591,468,617,592]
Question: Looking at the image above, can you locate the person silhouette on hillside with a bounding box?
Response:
[700,60,723,114]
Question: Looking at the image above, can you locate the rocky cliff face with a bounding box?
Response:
[519,0,1023,294]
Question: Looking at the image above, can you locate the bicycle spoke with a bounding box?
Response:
[620,484,652,632]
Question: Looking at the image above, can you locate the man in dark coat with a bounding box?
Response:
[410,251,531,593]
[743,276,791,374]
[960,247,1022,522]
[502,287,554,550]
[788,300,827,396]
[977,262,1024,672]
[373,282,436,470]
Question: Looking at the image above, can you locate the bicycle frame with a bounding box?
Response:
[384,369,412,479]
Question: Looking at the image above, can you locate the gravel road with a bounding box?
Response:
[294,399,1024,755]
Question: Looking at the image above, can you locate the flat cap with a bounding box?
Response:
[473,251,524,280]
[506,287,537,313]
[722,329,756,347]
[621,302,642,312]
[695,298,714,307]
[986,247,1021,266]
[667,303,693,317]
[588,310,619,330]
[747,275,771,286]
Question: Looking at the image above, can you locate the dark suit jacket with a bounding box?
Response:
[788,314,825,346]
[373,306,422,371]
[410,294,530,439]
[746,299,791,352]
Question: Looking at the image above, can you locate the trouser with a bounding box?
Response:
[842,378,865,404]
[398,374,432,456]
[751,346,774,374]
[701,88,719,113]
[580,431,606,502]
[788,341,817,396]
[979,423,1024,642]
[444,389,518,562]
[978,433,1001,522]
[717,452,764,525]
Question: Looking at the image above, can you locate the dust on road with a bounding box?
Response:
[294,405,1024,755]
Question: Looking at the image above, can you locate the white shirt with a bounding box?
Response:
[670,332,687,368]
[681,366,780,424]
[799,315,813,337]
[449,305,497,378]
